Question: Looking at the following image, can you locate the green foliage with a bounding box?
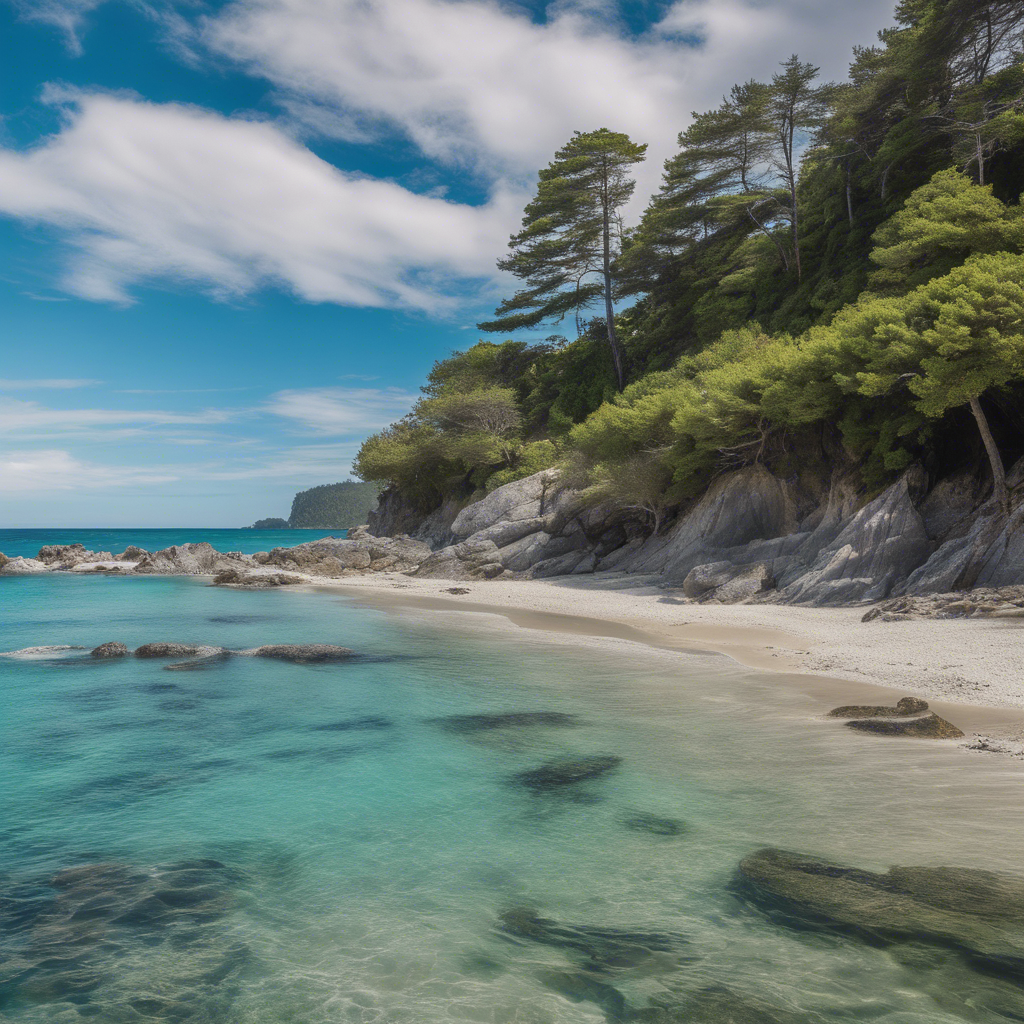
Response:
[250,518,289,530]
[356,0,1024,528]
[869,169,1024,290]
[288,481,382,529]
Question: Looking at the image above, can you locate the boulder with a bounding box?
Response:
[0,557,51,574]
[451,469,561,539]
[496,530,587,573]
[845,712,964,738]
[683,561,775,602]
[736,847,1024,976]
[238,644,354,663]
[114,545,148,562]
[863,587,1024,620]
[0,551,7,569]
[827,696,928,718]
[513,755,622,792]
[134,643,208,659]
[778,467,932,605]
[462,515,549,549]
[411,538,504,580]
[132,543,252,576]
[91,642,129,659]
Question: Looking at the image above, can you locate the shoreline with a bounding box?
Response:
[306,571,1024,749]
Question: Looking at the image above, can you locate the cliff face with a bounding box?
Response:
[367,460,1024,605]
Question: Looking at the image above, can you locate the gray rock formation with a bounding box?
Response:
[845,712,964,738]
[451,469,561,539]
[134,643,211,658]
[411,538,506,580]
[91,642,129,658]
[238,644,354,663]
[827,697,929,718]
[133,543,252,576]
[683,561,775,602]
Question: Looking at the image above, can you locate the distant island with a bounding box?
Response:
[250,480,381,530]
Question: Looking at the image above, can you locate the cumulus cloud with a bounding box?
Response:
[265,386,417,434]
[202,0,898,200]
[0,448,179,491]
[0,91,520,309]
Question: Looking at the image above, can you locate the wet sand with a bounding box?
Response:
[308,571,1024,750]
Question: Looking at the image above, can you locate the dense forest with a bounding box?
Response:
[250,481,382,530]
[356,0,1024,534]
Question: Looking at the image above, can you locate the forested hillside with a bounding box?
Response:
[288,481,382,529]
[356,0,1024,534]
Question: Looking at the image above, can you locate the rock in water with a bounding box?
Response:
[621,812,687,837]
[514,755,622,791]
[134,643,209,658]
[736,847,1024,977]
[845,712,964,738]
[827,696,929,718]
[536,970,626,1020]
[240,644,354,663]
[432,711,578,733]
[91,641,129,658]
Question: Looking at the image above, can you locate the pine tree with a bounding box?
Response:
[479,129,647,390]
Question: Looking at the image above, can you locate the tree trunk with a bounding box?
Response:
[846,166,854,227]
[969,395,1008,512]
[747,203,790,270]
[601,181,624,391]
[976,132,985,186]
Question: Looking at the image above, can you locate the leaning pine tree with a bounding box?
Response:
[478,128,646,390]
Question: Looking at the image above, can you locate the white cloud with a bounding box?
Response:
[0,91,521,310]
[7,0,107,54]
[202,0,898,204]
[0,378,101,389]
[0,448,179,491]
[265,386,417,434]
[0,396,232,434]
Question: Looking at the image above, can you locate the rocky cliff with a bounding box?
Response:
[4,460,1022,607]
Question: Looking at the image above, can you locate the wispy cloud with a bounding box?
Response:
[0,396,233,434]
[0,448,179,491]
[265,386,416,434]
[0,378,102,389]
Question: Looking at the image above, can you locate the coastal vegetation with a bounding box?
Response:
[355,0,1024,532]
[251,481,382,530]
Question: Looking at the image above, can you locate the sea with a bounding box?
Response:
[1,529,1023,1022]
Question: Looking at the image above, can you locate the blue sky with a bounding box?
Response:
[0,0,895,527]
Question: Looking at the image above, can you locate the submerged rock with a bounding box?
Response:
[514,755,622,791]
[621,812,687,837]
[845,712,964,738]
[239,643,354,663]
[91,641,129,659]
[736,847,1024,976]
[640,986,827,1023]
[433,711,578,733]
[537,969,626,1019]
[498,906,682,972]
[827,696,929,718]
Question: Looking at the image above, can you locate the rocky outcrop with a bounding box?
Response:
[410,538,506,580]
[238,644,354,663]
[134,543,252,576]
[863,586,1024,620]
[91,641,129,658]
[683,560,775,601]
[211,569,305,588]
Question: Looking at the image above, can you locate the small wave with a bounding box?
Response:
[0,645,88,659]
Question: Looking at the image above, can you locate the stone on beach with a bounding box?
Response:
[827,696,929,718]
[845,712,964,738]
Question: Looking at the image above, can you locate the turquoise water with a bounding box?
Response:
[2,573,1023,1022]
[0,528,344,559]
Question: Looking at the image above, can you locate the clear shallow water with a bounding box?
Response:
[0,528,344,559]
[2,574,1023,1022]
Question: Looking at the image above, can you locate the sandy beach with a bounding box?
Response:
[310,570,1024,750]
